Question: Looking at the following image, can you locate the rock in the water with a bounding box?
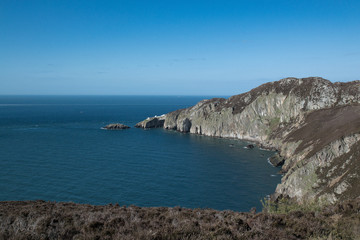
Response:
[246,144,255,149]
[103,123,130,130]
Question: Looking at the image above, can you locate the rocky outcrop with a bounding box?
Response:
[135,115,165,128]
[103,123,130,130]
[268,153,285,167]
[136,77,360,204]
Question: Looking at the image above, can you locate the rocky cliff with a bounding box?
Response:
[136,77,360,204]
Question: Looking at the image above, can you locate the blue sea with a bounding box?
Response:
[0,96,281,212]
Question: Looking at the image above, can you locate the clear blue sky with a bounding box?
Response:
[1,0,359,95]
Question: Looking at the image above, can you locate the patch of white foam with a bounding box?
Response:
[259,147,271,151]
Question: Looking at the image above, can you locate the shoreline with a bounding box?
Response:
[159,128,281,165]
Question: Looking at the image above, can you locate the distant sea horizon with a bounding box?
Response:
[0,95,281,212]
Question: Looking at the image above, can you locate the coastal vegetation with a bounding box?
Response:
[1,199,359,239]
[261,196,328,214]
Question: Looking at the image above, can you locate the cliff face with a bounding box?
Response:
[136,77,360,204]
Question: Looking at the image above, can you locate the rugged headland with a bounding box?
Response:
[136,77,360,205]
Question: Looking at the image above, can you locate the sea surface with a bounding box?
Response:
[0,96,281,212]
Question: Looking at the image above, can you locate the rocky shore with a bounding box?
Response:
[135,77,360,204]
[1,199,359,239]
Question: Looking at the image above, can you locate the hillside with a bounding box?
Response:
[1,199,360,239]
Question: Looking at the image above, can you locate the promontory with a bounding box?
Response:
[136,77,360,204]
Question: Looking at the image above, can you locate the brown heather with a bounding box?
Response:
[1,199,360,240]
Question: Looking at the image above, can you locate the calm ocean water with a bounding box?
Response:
[0,96,281,211]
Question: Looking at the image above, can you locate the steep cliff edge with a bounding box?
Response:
[136,77,360,204]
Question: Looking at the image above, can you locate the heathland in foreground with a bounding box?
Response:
[1,198,360,239]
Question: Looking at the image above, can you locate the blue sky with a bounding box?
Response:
[1,0,359,95]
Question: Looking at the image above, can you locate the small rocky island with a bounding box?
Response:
[103,123,130,130]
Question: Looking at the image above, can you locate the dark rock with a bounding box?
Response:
[269,153,285,167]
[103,123,130,130]
[181,118,192,132]
[246,144,255,149]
